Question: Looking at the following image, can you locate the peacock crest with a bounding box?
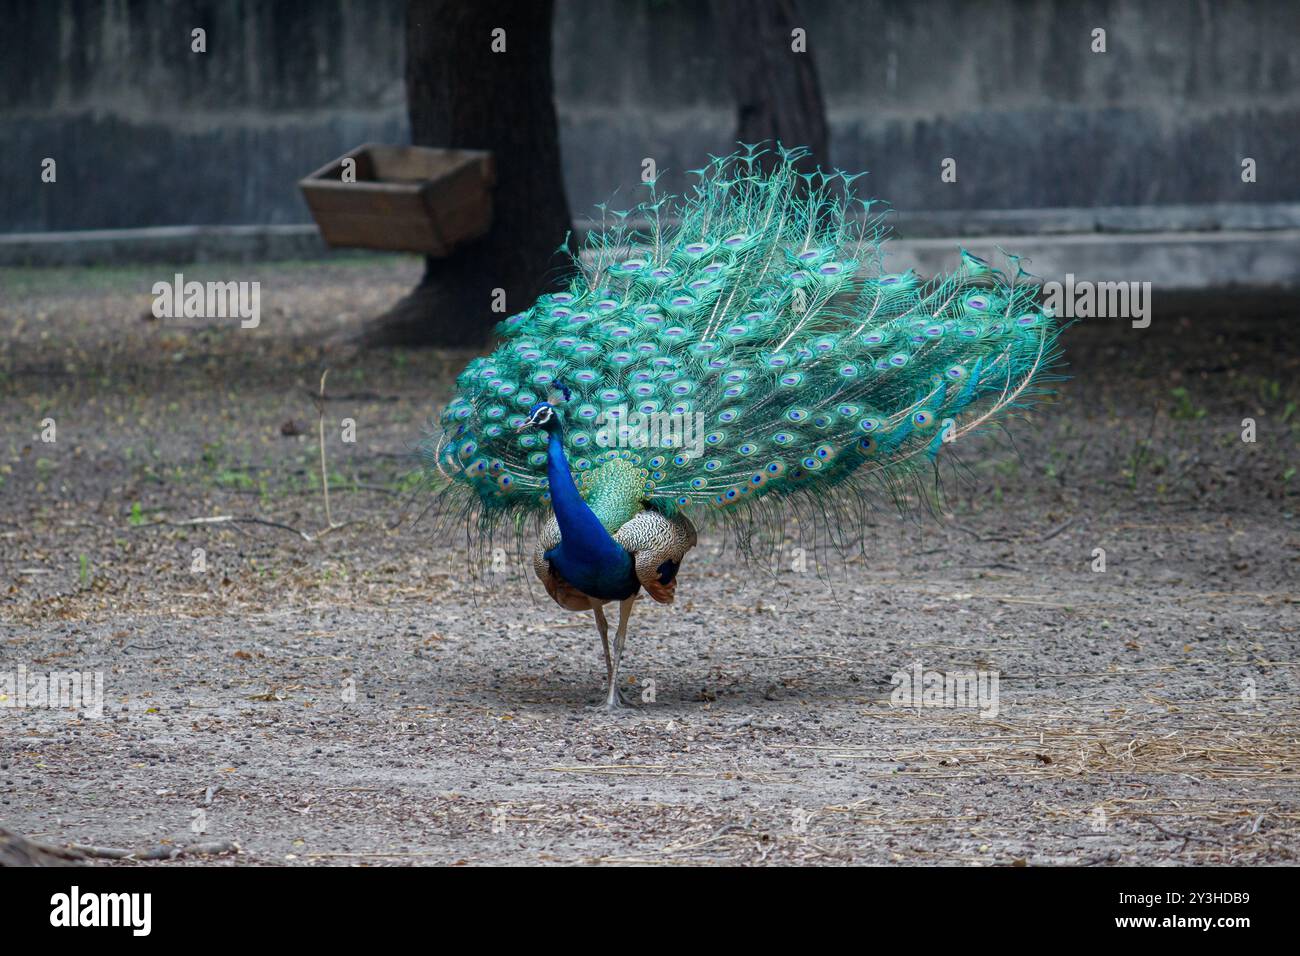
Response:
[425,144,1064,553]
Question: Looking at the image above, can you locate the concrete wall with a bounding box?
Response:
[3,0,1297,232]
[0,0,407,231]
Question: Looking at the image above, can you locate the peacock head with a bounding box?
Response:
[518,382,570,434]
[518,401,561,433]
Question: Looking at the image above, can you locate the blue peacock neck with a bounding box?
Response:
[545,419,623,561]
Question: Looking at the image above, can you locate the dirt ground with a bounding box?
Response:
[1,258,1296,866]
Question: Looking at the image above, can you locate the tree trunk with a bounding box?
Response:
[715,0,829,174]
[0,826,81,866]
[341,0,571,349]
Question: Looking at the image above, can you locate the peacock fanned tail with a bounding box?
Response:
[424,144,1064,556]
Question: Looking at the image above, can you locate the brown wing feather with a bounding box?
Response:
[612,509,697,605]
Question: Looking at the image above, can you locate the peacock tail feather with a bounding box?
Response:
[424,144,1064,557]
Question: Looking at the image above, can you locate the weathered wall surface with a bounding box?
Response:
[2,0,1296,232]
[0,0,408,231]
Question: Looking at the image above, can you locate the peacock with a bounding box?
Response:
[425,145,1063,710]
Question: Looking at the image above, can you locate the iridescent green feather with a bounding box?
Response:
[423,145,1064,549]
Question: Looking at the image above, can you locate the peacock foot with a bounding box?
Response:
[587,686,640,713]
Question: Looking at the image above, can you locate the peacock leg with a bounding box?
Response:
[589,600,613,697]
[602,596,638,711]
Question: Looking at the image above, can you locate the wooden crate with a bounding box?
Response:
[299,144,495,255]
